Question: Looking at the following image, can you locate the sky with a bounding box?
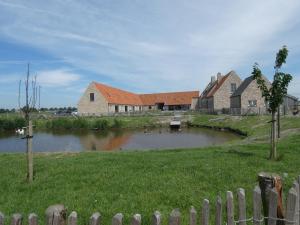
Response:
[0,0,300,108]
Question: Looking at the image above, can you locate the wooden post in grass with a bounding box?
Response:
[237,188,246,225]
[226,191,234,225]
[0,212,4,225]
[152,211,161,225]
[215,196,222,225]
[28,214,38,225]
[112,213,123,225]
[253,186,262,225]
[292,181,299,225]
[268,188,278,225]
[286,187,297,225]
[169,209,180,225]
[90,213,101,225]
[11,214,22,225]
[131,214,141,225]
[202,199,209,225]
[189,206,197,225]
[68,212,77,225]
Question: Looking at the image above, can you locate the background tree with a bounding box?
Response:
[252,46,292,160]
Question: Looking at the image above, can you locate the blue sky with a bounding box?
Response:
[0,0,300,108]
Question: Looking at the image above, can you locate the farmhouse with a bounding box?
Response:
[199,71,242,113]
[78,82,199,115]
[230,75,271,115]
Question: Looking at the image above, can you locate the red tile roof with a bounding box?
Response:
[93,82,199,106]
[139,91,199,106]
[94,82,143,105]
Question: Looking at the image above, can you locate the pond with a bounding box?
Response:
[0,127,241,153]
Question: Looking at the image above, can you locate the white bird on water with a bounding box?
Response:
[16,128,24,135]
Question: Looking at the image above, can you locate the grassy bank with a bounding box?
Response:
[0,114,300,225]
[0,115,159,131]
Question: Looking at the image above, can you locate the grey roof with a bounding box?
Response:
[284,94,298,101]
[231,75,255,97]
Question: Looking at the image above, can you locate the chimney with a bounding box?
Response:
[211,76,216,83]
[217,72,222,82]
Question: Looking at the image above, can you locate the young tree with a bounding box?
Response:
[18,63,39,182]
[252,46,292,160]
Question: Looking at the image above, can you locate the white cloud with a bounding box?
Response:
[0,0,300,95]
[37,69,80,87]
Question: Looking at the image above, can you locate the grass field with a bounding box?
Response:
[0,114,300,225]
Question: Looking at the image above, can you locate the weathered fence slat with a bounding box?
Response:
[11,214,22,225]
[202,199,209,225]
[169,209,180,225]
[237,188,246,225]
[226,191,234,225]
[152,211,161,225]
[292,181,299,225]
[189,206,197,225]
[215,196,222,225]
[131,214,141,225]
[90,212,101,225]
[28,213,38,225]
[253,186,262,225]
[68,212,77,225]
[112,213,123,225]
[267,188,278,225]
[52,211,61,225]
[286,187,298,225]
[298,176,300,225]
[190,206,197,225]
[0,212,4,225]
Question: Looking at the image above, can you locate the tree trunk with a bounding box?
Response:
[258,173,284,225]
[27,120,33,182]
[277,107,280,139]
[270,112,277,160]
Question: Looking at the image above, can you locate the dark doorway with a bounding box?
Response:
[156,103,164,110]
[125,105,128,112]
[115,105,119,113]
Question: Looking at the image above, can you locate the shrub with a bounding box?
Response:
[112,118,123,128]
[93,119,109,130]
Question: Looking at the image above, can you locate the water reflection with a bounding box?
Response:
[0,127,241,153]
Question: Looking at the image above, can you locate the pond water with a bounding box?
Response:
[0,127,241,153]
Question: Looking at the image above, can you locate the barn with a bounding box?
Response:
[78,82,200,115]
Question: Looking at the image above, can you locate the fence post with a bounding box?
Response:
[152,211,161,225]
[202,199,209,225]
[227,191,234,225]
[11,214,22,225]
[190,206,197,225]
[90,212,101,225]
[169,209,180,225]
[28,214,38,225]
[267,188,278,225]
[68,212,77,225]
[0,212,4,225]
[52,211,61,225]
[292,181,299,225]
[216,196,222,225]
[286,187,297,225]
[131,214,141,225]
[253,186,262,225]
[112,213,123,225]
[237,188,246,225]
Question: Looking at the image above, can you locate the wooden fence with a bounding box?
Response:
[1,176,299,225]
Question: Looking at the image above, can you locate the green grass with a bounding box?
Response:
[0,114,300,225]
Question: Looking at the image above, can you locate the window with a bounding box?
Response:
[248,100,257,107]
[90,93,95,102]
[231,83,237,93]
[149,106,152,110]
